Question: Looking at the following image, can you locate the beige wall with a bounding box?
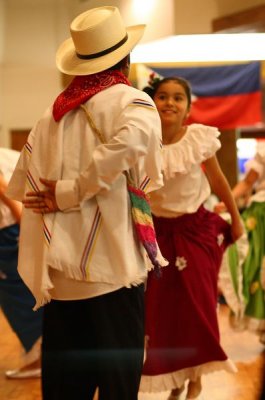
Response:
[0,0,5,62]
[174,0,218,34]
[0,0,5,140]
[173,0,265,34]
[0,0,67,146]
[1,0,264,147]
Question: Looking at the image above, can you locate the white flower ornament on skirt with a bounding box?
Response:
[175,256,187,271]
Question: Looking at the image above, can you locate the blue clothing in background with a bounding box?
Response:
[0,224,43,352]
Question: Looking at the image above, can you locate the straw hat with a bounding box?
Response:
[56,6,146,76]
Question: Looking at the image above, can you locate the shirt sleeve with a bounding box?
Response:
[6,140,34,202]
[56,96,162,211]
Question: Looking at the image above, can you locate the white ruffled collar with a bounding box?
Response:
[162,124,221,179]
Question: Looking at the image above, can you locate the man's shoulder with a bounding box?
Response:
[91,84,157,116]
[113,85,156,110]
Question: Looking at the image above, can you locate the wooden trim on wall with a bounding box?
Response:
[10,129,30,151]
[238,129,265,139]
[212,4,265,33]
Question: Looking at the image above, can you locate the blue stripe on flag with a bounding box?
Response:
[152,62,261,97]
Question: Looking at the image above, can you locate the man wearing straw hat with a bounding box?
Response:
[7,6,164,400]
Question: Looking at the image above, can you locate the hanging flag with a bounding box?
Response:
[145,62,262,130]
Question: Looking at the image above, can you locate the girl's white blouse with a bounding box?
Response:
[150,124,221,218]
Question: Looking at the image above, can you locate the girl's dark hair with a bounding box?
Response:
[143,76,192,108]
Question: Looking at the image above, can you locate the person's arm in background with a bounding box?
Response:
[204,155,244,242]
[231,168,258,200]
[214,168,259,214]
[0,174,22,222]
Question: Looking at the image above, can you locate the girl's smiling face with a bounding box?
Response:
[153,80,190,127]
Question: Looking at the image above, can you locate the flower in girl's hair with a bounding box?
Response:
[148,72,161,88]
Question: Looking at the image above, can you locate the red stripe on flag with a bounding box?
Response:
[187,91,262,130]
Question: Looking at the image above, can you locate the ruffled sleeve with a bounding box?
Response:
[162,124,221,179]
[245,145,265,178]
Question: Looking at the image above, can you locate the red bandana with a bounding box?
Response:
[53,70,131,122]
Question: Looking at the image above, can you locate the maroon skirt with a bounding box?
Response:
[143,205,233,376]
